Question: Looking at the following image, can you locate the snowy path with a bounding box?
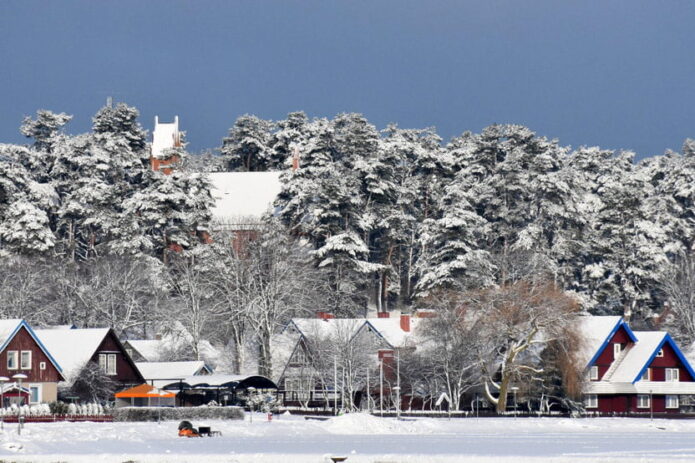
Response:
[0,413,695,462]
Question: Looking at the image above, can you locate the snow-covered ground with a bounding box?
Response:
[1,412,695,462]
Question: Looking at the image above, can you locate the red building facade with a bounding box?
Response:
[582,316,695,414]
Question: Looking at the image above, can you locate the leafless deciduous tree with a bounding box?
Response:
[167,249,221,361]
[660,253,695,346]
[467,281,580,413]
[408,290,486,411]
[68,362,118,402]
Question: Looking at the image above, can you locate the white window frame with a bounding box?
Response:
[39,361,46,371]
[20,351,31,370]
[584,394,598,409]
[656,349,664,357]
[637,394,650,408]
[7,351,18,370]
[641,368,650,381]
[613,343,622,357]
[666,368,680,382]
[666,395,679,409]
[589,366,599,380]
[99,353,118,376]
[28,384,41,404]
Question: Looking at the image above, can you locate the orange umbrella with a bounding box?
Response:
[115,384,175,399]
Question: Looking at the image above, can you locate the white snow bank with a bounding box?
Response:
[2,414,695,462]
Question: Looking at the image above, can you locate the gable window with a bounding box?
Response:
[584,394,598,408]
[39,362,46,371]
[20,351,31,370]
[637,394,650,408]
[666,368,680,382]
[613,343,622,357]
[98,353,117,376]
[656,349,664,357]
[292,348,308,366]
[641,368,650,381]
[589,366,599,381]
[666,395,679,409]
[7,351,18,370]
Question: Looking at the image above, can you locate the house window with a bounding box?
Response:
[637,394,650,408]
[666,368,680,382]
[613,343,622,357]
[98,353,117,376]
[28,385,41,404]
[292,348,308,365]
[584,394,598,408]
[657,349,664,357]
[666,395,679,409]
[7,351,18,370]
[39,362,46,371]
[641,368,650,381]
[20,351,31,370]
[589,366,599,380]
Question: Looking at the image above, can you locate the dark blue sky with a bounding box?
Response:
[1,1,694,158]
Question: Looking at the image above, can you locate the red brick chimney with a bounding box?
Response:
[377,312,390,319]
[316,311,335,320]
[292,145,300,171]
[400,314,411,332]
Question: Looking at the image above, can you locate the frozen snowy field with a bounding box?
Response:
[1,413,695,462]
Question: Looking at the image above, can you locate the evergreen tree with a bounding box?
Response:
[220,115,274,171]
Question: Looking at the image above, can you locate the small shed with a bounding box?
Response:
[114,384,176,408]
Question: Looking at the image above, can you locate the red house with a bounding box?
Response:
[34,327,144,399]
[0,319,64,405]
[581,316,695,414]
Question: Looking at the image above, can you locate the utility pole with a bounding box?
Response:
[395,349,401,419]
[379,358,384,417]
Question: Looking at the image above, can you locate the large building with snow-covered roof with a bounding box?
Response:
[581,315,695,414]
[207,171,282,230]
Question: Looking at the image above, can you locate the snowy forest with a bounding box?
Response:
[2,103,695,391]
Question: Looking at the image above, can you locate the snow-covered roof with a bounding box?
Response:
[208,171,282,225]
[0,319,24,350]
[577,315,622,368]
[135,361,209,382]
[607,331,666,383]
[34,328,109,383]
[363,318,422,348]
[288,318,368,341]
[585,381,695,394]
[160,374,276,390]
[125,340,163,362]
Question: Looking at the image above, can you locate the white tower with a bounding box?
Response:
[151,116,180,160]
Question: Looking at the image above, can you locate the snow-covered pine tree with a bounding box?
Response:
[582,152,668,319]
[121,170,213,263]
[220,115,274,172]
[270,111,309,169]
